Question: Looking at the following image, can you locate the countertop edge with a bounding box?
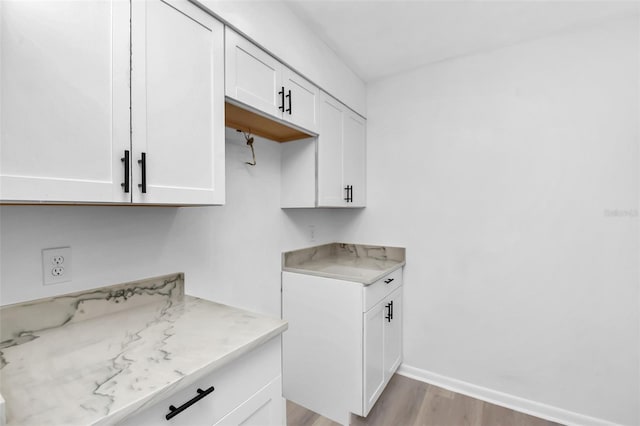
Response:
[98,321,288,426]
[283,261,405,285]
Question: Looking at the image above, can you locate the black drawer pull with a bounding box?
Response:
[384,278,394,284]
[165,386,215,420]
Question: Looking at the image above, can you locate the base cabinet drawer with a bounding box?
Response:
[363,268,403,312]
[214,376,283,426]
[117,337,282,426]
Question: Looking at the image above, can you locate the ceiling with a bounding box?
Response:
[285,0,640,83]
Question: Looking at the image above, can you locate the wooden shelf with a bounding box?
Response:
[225,102,313,143]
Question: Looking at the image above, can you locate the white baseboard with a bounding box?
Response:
[396,364,622,426]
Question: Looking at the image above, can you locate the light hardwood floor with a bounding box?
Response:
[286,374,563,426]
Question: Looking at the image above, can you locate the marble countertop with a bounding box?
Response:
[283,243,406,285]
[0,274,287,426]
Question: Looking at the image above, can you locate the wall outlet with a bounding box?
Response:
[42,247,72,285]
[308,224,316,242]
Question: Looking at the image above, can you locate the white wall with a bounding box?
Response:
[0,129,358,316]
[342,15,639,426]
[196,0,367,116]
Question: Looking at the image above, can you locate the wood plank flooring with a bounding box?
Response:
[286,374,563,426]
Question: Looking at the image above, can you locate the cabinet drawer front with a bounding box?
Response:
[363,268,403,312]
[214,375,283,426]
[118,337,281,426]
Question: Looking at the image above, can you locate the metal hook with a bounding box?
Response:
[237,129,256,166]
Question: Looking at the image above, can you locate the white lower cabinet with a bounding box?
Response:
[282,268,403,425]
[118,337,284,426]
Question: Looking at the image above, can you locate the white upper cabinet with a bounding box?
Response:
[317,92,366,208]
[131,0,225,205]
[0,0,130,203]
[225,28,283,119]
[281,91,366,208]
[225,28,319,134]
[1,0,225,205]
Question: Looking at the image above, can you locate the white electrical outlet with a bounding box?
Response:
[308,225,316,242]
[42,247,72,285]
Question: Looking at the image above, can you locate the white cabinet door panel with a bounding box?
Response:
[384,288,403,379]
[342,112,366,207]
[363,301,385,416]
[131,0,224,205]
[316,93,344,207]
[282,69,319,134]
[225,29,283,119]
[0,0,130,203]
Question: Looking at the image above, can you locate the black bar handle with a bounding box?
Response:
[121,150,130,193]
[384,278,394,284]
[385,302,392,322]
[166,386,215,420]
[286,89,292,114]
[344,185,353,203]
[390,300,394,320]
[278,86,285,112]
[138,152,146,193]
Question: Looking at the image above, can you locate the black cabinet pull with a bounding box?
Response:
[137,152,146,193]
[385,300,394,322]
[278,86,285,112]
[166,386,215,420]
[121,150,130,193]
[344,185,353,203]
[384,278,394,284]
[286,89,292,114]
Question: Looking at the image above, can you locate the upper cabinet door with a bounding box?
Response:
[225,28,283,119]
[131,0,225,205]
[342,111,366,207]
[317,93,345,207]
[0,0,130,203]
[282,69,319,134]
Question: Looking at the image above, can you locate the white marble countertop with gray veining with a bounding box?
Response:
[282,243,406,285]
[0,274,287,426]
